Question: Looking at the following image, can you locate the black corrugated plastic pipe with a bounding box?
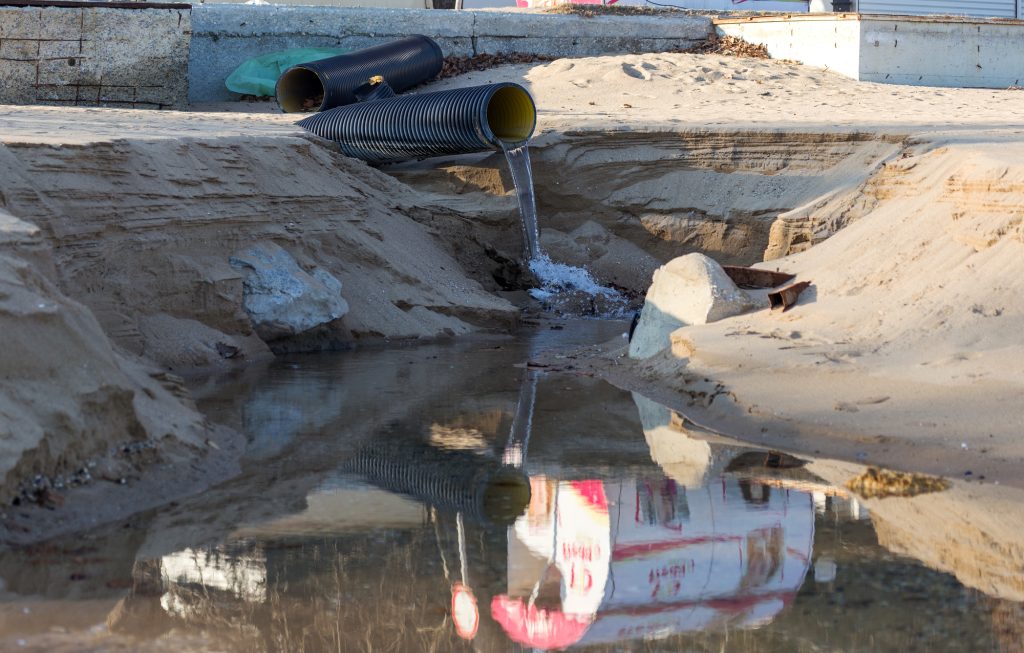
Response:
[353,75,396,103]
[276,35,443,113]
[345,442,531,527]
[296,82,537,164]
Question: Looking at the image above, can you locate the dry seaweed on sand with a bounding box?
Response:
[438,53,555,79]
[845,467,951,499]
[685,33,771,59]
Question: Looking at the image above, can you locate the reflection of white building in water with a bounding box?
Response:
[493,475,815,649]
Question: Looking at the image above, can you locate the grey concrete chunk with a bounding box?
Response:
[229,242,349,341]
[629,253,755,359]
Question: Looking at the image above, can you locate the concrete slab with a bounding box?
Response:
[716,13,1024,89]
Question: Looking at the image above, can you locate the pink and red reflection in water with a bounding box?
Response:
[456,474,814,649]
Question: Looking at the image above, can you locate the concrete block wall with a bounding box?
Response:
[858,17,1024,87]
[189,5,713,103]
[0,4,190,109]
[716,14,1024,89]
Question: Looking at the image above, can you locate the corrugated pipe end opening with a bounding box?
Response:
[276,66,324,113]
[482,467,532,525]
[486,85,536,147]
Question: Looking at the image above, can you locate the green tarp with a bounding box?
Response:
[225,48,348,97]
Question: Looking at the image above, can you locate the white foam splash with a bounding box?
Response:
[527,254,630,317]
[528,254,616,298]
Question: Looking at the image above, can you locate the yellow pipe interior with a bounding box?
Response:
[486,86,537,144]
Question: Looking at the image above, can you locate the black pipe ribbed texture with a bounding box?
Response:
[344,443,525,525]
[280,35,442,111]
[296,83,535,164]
[354,79,396,103]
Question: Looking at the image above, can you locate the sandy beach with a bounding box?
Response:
[4,29,1024,651]
[3,47,1024,538]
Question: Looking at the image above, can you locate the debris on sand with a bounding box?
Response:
[685,33,771,59]
[439,53,555,79]
[845,467,951,499]
[546,4,687,17]
[301,92,324,111]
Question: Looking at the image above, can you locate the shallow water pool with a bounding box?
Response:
[0,321,1020,652]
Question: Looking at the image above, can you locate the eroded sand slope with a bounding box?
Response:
[0,117,519,509]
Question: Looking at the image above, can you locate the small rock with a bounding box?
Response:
[36,488,64,509]
[93,459,132,484]
[215,341,241,359]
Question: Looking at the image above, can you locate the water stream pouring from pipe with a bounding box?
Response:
[501,143,627,316]
[295,80,629,315]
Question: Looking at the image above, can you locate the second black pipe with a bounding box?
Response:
[276,34,443,113]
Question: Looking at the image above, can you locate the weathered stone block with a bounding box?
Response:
[38,40,81,60]
[37,56,82,86]
[0,38,38,59]
[35,83,78,102]
[134,83,178,107]
[99,84,135,103]
[0,6,189,108]
[0,8,41,40]
[0,60,37,102]
[629,253,755,359]
[39,8,83,40]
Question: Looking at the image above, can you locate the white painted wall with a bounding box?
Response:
[717,15,1024,89]
[716,17,862,79]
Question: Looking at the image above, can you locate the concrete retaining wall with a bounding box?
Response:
[858,16,1024,87]
[189,5,712,103]
[0,4,190,109]
[717,13,1024,89]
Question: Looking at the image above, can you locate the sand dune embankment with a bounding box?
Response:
[0,133,517,363]
[587,136,1024,487]
[0,111,520,515]
[0,209,222,503]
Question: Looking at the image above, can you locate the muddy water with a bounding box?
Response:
[0,321,1022,652]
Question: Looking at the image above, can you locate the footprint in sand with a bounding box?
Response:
[619,62,652,81]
